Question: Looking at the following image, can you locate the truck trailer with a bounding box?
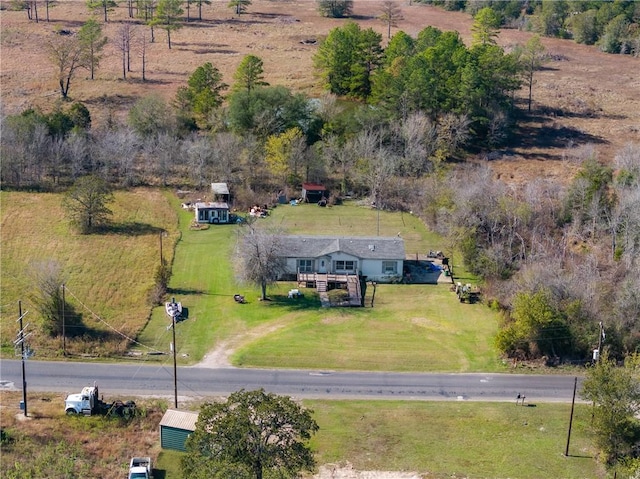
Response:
[64,383,136,417]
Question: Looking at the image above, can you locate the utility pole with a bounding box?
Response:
[15,301,30,417]
[61,283,66,356]
[597,321,604,361]
[564,376,578,456]
[172,315,178,408]
[171,312,178,408]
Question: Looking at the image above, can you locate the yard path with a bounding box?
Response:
[191,320,289,369]
[314,464,421,479]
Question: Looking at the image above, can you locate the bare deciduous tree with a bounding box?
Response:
[109,128,139,186]
[65,131,90,179]
[378,0,403,39]
[185,133,215,188]
[137,29,148,81]
[47,34,84,99]
[397,111,437,177]
[235,223,287,301]
[142,132,181,186]
[210,131,248,183]
[435,113,470,162]
[351,129,398,208]
[319,135,350,196]
[115,23,136,79]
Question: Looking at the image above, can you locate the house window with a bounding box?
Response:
[297,259,314,273]
[334,260,357,272]
[382,261,397,274]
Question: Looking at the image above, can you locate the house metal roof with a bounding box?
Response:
[211,183,230,195]
[277,235,405,260]
[159,409,198,431]
[195,201,229,210]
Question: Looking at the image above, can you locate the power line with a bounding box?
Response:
[63,285,165,355]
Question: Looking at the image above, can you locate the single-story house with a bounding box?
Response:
[194,201,230,224]
[211,182,230,203]
[301,183,327,203]
[276,235,405,283]
[159,409,198,452]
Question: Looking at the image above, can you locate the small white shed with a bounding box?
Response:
[194,201,230,224]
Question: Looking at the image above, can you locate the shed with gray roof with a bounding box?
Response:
[159,409,198,452]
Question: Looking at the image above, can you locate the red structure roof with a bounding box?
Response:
[302,182,325,191]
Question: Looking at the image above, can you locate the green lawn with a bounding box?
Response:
[156,400,601,479]
[308,400,600,479]
[134,200,503,372]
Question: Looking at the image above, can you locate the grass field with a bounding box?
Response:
[154,399,600,479]
[0,189,180,357]
[1,190,497,371]
[308,400,600,479]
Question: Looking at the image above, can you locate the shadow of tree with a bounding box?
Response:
[94,222,162,236]
[267,294,323,311]
[534,106,627,121]
[508,115,608,159]
[84,94,139,107]
[58,302,85,338]
[63,306,122,342]
[193,48,237,55]
[167,287,207,296]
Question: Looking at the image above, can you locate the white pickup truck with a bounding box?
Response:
[128,457,152,479]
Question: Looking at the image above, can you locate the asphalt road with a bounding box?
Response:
[0,359,582,403]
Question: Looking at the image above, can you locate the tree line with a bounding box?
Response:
[418,0,640,56]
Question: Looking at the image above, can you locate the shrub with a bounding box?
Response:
[327,288,349,304]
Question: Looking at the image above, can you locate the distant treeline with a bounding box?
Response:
[420,0,640,56]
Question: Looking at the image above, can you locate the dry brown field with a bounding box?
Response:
[1,0,639,185]
[0,390,165,479]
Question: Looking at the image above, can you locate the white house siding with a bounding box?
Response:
[277,235,404,283]
[194,202,230,224]
[361,259,402,282]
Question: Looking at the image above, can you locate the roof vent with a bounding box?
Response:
[369,244,375,251]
